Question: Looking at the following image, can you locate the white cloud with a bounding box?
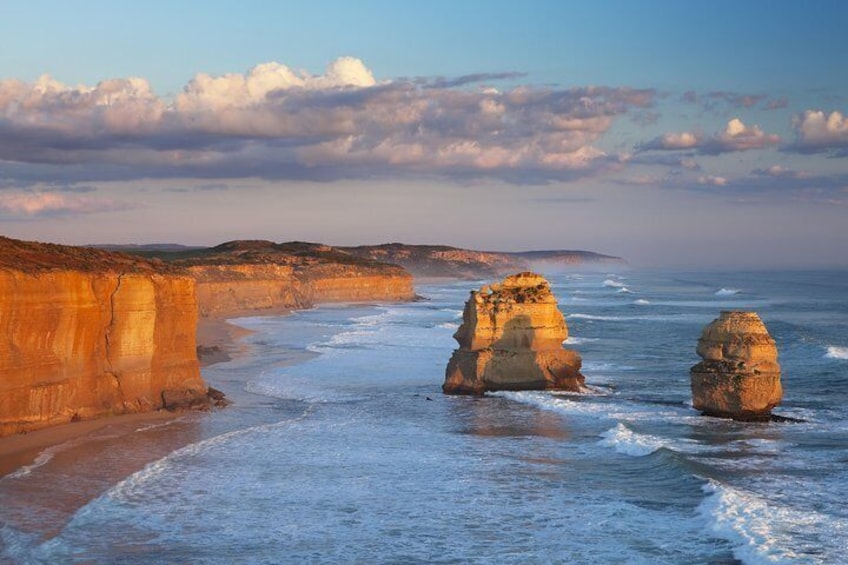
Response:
[640,118,779,154]
[0,58,655,183]
[791,110,848,152]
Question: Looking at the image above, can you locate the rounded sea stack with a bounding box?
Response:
[690,311,782,421]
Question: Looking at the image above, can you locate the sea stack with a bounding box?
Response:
[443,272,584,395]
[690,311,782,421]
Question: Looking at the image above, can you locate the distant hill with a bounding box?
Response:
[340,244,625,278]
[90,243,206,253]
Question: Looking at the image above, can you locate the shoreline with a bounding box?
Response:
[0,312,277,480]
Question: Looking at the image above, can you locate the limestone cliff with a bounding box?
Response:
[690,311,782,421]
[189,264,302,318]
[166,240,415,318]
[443,272,584,394]
[0,237,210,437]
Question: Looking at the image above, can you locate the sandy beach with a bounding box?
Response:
[0,314,276,546]
[0,315,259,480]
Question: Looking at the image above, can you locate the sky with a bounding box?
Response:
[1,0,847,268]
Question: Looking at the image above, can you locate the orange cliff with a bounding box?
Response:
[168,241,416,318]
[0,237,211,437]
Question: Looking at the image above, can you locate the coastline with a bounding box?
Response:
[0,312,273,480]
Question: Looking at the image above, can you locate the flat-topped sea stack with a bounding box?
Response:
[443,272,584,395]
[690,311,782,421]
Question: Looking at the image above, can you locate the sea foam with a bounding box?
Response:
[715,288,742,296]
[598,423,664,456]
[825,346,848,360]
[698,480,824,564]
[603,279,626,288]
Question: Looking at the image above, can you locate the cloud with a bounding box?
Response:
[764,98,788,110]
[640,131,701,150]
[752,165,809,179]
[697,175,728,186]
[0,191,132,217]
[639,118,780,155]
[788,110,848,154]
[0,58,656,184]
[680,90,787,112]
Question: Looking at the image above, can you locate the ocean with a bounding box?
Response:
[1,269,847,564]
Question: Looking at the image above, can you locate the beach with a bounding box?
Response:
[0,314,265,546]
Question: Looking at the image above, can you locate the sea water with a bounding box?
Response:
[1,270,847,564]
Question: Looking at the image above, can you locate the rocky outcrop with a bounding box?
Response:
[0,237,211,437]
[690,311,782,421]
[443,272,584,394]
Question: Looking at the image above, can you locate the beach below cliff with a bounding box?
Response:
[0,316,248,478]
[0,314,285,551]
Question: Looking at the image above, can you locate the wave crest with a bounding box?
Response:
[698,480,826,564]
[715,288,741,296]
[825,346,848,360]
[598,423,664,457]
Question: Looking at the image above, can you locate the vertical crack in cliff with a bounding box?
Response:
[105,272,124,401]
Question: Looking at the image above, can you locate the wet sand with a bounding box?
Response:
[0,314,283,547]
[0,314,264,479]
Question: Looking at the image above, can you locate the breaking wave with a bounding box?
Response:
[597,423,665,457]
[698,480,832,564]
[603,279,626,288]
[824,346,848,360]
[715,288,741,296]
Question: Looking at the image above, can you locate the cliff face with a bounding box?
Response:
[690,311,782,420]
[189,264,302,317]
[171,241,415,318]
[443,272,584,394]
[297,264,414,304]
[0,253,208,437]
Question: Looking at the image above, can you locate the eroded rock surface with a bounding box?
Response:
[690,311,782,420]
[0,237,211,437]
[443,272,584,394]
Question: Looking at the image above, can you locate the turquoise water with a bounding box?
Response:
[2,270,847,564]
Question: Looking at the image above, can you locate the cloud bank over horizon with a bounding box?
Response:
[0,57,658,185]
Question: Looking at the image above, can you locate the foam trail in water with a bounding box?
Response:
[4,450,56,480]
[824,346,848,360]
[698,480,829,564]
[564,336,598,345]
[603,279,626,288]
[715,288,741,296]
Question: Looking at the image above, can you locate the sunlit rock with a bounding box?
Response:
[690,311,782,421]
[443,272,584,394]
